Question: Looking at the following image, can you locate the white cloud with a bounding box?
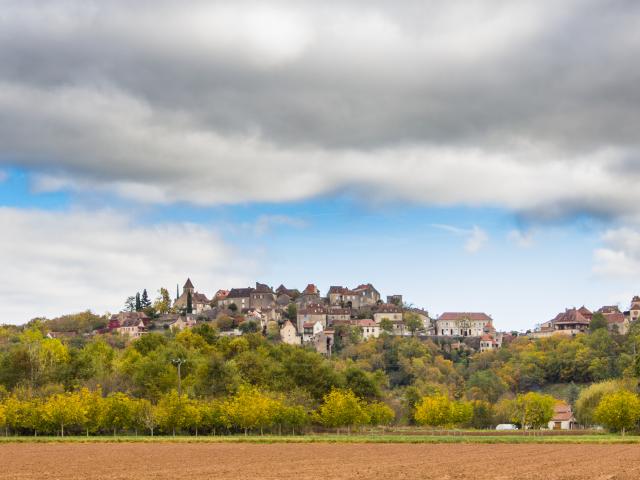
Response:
[593,227,640,277]
[432,224,489,253]
[0,207,259,324]
[508,229,535,248]
[252,215,307,236]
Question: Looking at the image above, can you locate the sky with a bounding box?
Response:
[1,0,640,329]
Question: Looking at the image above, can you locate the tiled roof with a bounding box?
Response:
[227,288,253,298]
[438,312,492,322]
[552,308,590,325]
[183,278,194,289]
[355,319,377,327]
[376,304,402,314]
[303,284,319,295]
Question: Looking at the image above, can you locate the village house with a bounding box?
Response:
[313,329,335,355]
[387,294,403,306]
[298,284,322,307]
[355,319,380,340]
[328,286,361,309]
[46,331,78,340]
[276,284,300,299]
[597,306,630,335]
[297,303,327,331]
[531,308,591,338]
[327,307,351,325]
[373,304,403,324]
[250,282,277,309]
[280,320,301,345]
[625,296,640,325]
[436,312,494,337]
[302,320,324,343]
[219,287,253,310]
[353,283,381,308]
[548,402,577,430]
[109,311,150,338]
[169,316,196,332]
[174,279,211,314]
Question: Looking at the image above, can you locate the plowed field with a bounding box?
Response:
[1,443,639,479]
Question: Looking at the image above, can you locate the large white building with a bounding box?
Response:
[436,312,494,337]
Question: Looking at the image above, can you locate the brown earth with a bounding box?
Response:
[1,443,639,480]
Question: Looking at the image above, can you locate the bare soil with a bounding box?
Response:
[1,443,639,480]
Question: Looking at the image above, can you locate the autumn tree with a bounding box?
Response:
[511,392,555,430]
[594,390,640,435]
[315,389,370,434]
[43,392,83,436]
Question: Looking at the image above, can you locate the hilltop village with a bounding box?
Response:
[97,279,640,356]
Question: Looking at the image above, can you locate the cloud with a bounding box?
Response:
[0,207,259,323]
[432,224,489,253]
[593,227,640,278]
[0,1,639,220]
[252,215,307,236]
[508,229,535,248]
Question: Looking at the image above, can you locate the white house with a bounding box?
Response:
[302,320,324,343]
[280,320,301,345]
[355,319,380,340]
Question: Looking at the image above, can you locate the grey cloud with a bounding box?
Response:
[1,0,640,218]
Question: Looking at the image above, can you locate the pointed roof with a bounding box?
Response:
[184,278,194,289]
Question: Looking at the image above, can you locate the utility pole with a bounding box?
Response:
[172,358,186,396]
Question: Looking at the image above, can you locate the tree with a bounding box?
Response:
[594,390,640,435]
[124,296,136,312]
[136,399,159,436]
[590,313,609,333]
[511,392,555,430]
[315,389,370,434]
[379,318,394,334]
[575,379,634,426]
[141,289,152,310]
[200,400,226,435]
[223,386,280,435]
[228,303,238,313]
[468,400,494,429]
[153,288,173,315]
[156,390,190,436]
[367,401,395,428]
[135,292,142,312]
[239,321,259,334]
[285,304,297,321]
[103,393,134,436]
[43,392,83,437]
[404,312,423,336]
[78,388,105,436]
[414,394,453,428]
[186,291,193,315]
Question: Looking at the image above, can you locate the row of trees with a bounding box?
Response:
[0,387,394,437]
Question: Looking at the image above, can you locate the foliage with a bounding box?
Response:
[594,390,640,434]
[315,389,370,431]
[510,392,556,429]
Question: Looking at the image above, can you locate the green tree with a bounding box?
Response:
[141,289,152,309]
[186,291,193,314]
[239,321,259,334]
[379,318,394,334]
[135,292,142,312]
[367,401,395,428]
[223,386,280,435]
[575,379,635,426]
[154,288,173,314]
[594,390,640,435]
[404,312,423,336]
[124,296,136,312]
[414,394,453,428]
[589,313,609,333]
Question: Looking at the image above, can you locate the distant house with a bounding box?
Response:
[276,284,300,299]
[302,320,324,343]
[531,308,590,338]
[313,329,335,356]
[298,284,322,307]
[250,282,277,309]
[297,303,327,331]
[436,312,494,337]
[280,320,301,345]
[354,319,380,340]
[597,306,629,335]
[387,294,403,306]
[328,286,361,309]
[110,312,149,338]
[169,316,196,331]
[548,402,577,430]
[353,283,381,308]
[327,307,351,326]
[219,287,253,310]
[479,333,499,352]
[373,304,403,324]
[174,279,211,314]
[628,296,640,323]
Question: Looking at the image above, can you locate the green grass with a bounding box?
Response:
[0,434,638,444]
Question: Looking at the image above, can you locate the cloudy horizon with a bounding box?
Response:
[1,0,640,329]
